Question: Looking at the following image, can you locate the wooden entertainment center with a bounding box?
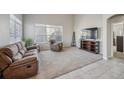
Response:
[80,40,100,54]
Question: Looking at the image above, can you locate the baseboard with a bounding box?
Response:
[103,56,113,60]
[63,46,71,48]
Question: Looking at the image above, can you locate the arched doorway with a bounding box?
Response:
[107,14,124,59]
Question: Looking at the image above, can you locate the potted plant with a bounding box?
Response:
[24,38,33,47]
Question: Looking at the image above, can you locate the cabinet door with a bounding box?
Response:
[117,36,123,52]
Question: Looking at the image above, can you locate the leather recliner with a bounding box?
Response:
[49,40,63,52]
[0,42,39,79]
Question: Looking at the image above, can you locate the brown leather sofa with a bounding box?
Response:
[0,42,39,79]
[50,40,63,52]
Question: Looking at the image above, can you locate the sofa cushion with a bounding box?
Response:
[13,52,23,61]
[10,55,37,67]
[23,47,27,52]
[24,52,35,57]
[16,42,23,50]
[7,44,19,57]
[20,42,27,51]
[19,49,25,56]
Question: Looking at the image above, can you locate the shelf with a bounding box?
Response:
[81,40,99,54]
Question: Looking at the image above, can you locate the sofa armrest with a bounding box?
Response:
[10,56,37,67]
[27,44,40,52]
[27,46,37,50]
[3,55,38,79]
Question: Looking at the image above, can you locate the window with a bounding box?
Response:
[9,15,22,43]
[34,24,63,43]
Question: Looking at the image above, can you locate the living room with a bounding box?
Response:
[1,0,124,93]
[1,14,124,79]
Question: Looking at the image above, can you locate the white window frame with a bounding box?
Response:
[9,15,22,43]
[34,24,63,43]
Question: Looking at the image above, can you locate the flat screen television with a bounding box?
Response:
[81,27,98,40]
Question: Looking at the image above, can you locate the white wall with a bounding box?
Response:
[0,15,10,47]
[23,14,74,47]
[102,14,114,59]
[74,14,103,54]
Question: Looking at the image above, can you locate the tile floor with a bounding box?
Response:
[56,58,124,79]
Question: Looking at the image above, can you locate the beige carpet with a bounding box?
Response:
[31,47,102,79]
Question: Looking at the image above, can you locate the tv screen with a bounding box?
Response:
[81,27,98,40]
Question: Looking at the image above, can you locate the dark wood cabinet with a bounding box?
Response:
[117,36,123,52]
[80,40,100,54]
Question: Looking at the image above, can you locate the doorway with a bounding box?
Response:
[111,19,124,59]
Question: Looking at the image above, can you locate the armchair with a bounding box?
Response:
[49,40,63,52]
